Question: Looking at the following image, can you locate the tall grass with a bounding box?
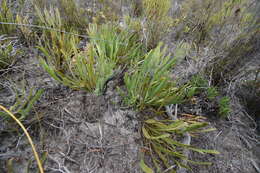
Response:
[0,0,16,34]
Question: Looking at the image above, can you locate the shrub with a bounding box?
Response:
[35,6,81,71]
[33,0,88,32]
[39,23,140,95]
[88,23,142,65]
[124,43,189,109]
[178,0,253,45]
[40,44,116,95]
[141,0,173,49]
[59,0,88,32]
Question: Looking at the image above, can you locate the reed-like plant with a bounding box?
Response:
[0,0,15,35]
[40,43,116,94]
[124,43,189,109]
[88,23,142,65]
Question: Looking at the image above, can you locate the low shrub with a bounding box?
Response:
[124,43,189,109]
[39,23,140,95]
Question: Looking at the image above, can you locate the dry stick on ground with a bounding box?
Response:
[165,104,191,173]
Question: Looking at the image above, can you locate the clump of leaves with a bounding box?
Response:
[39,23,139,95]
[35,6,81,71]
[0,88,44,121]
[88,23,142,65]
[207,87,219,100]
[0,0,16,34]
[40,43,116,95]
[218,96,231,117]
[0,36,19,69]
[124,43,189,109]
[141,118,219,172]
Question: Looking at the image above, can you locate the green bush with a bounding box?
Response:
[40,43,116,95]
[124,43,190,109]
[88,24,142,65]
[33,0,88,32]
[178,0,253,45]
[39,23,141,95]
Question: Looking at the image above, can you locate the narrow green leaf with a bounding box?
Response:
[140,159,154,173]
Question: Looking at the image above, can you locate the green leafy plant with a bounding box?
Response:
[39,23,143,94]
[88,23,142,65]
[141,118,219,172]
[218,96,231,117]
[40,44,116,94]
[124,43,190,109]
[0,0,16,34]
[0,36,19,69]
[35,6,81,71]
[207,87,219,100]
[0,88,44,121]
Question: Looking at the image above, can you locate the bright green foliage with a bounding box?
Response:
[207,87,219,100]
[88,24,142,65]
[219,96,231,117]
[39,23,142,94]
[141,118,219,172]
[0,89,44,121]
[40,44,116,94]
[124,43,189,109]
[142,0,172,49]
[0,0,15,34]
[0,37,19,69]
